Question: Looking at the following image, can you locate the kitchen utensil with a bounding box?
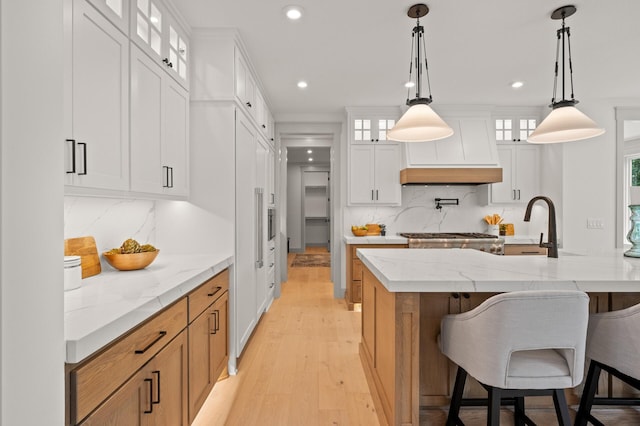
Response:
[103,250,159,271]
[64,236,101,278]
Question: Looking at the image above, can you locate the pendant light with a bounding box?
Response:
[387,4,453,143]
[527,5,604,144]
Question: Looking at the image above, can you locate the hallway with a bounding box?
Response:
[192,249,379,425]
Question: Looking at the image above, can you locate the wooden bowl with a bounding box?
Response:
[103,250,159,271]
[352,228,368,237]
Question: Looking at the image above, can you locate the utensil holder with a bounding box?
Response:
[487,224,500,236]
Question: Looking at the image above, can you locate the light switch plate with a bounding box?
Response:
[587,218,604,229]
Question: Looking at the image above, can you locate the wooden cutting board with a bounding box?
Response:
[64,236,101,279]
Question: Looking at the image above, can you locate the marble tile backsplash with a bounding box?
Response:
[344,186,548,237]
[64,197,156,254]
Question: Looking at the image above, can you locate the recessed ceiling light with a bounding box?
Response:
[511,81,524,89]
[404,81,415,88]
[297,81,308,89]
[307,149,313,154]
[284,5,303,20]
[308,158,313,162]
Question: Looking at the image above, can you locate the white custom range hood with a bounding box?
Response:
[400,113,503,185]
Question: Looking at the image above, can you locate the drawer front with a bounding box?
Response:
[188,269,230,323]
[504,244,547,256]
[71,297,188,423]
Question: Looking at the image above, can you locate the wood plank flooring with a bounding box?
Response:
[192,247,640,425]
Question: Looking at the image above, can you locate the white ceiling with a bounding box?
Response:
[287,147,331,164]
[170,0,640,118]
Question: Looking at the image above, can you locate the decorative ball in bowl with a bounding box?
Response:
[103,250,159,271]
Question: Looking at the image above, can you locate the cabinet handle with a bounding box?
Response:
[376,190,379,201]
[262,124,266,129]
[371,190,374,201]
[144,378,154,413]
[246,102,252,108]
[162,58,173,68]
[522,251,541,254]
[270,282,275,289]
[270,246,275,251]
[269,262,274,267]
[151,371,160,405]
[451,292,460,299]
[207,286,222,297]
[462,293,470,299]
[512,189,516,200]
[169,167,174,188]
[214,309,220,332]
[210,310,219,334]
[134,331,167,354]
[517,189,521,200]
[66,139,76,174]
[77,142,87,175]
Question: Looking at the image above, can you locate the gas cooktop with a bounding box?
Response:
[399,232,499,239]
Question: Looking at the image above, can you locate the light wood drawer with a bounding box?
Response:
[504,244,548,256]
[188,269,230,323]
[70,297,188,423]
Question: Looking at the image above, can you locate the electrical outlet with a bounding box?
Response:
[587,218,604,229]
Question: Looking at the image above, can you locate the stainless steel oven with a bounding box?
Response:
[268,207,276,241]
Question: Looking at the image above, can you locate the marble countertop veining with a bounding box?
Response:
[357,248,640,293]
[64,252,233,364]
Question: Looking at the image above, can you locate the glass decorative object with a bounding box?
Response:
[625,205,640,257]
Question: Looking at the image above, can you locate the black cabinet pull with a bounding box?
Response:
[169,167,174,188]
[77,142,87,175]
[451,292,460,299]
[246,102,252,108]
[152,371,160,405]
[462,293,470,299]
[214,309,220,332]
[134,331,167,354]
[66,139,76,174]
[262,124,266,129]
[207,286,222,297]
[144,378,153,413]
[210,311,218,335]
[162,166,170,188]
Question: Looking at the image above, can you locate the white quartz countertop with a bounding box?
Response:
[64,253,233,364]
[357,248,640,293]
[343,234,541,245]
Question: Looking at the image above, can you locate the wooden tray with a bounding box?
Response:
[64,236,101,279]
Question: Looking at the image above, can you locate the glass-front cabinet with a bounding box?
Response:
[87,0,129,33]
[131,0,189,89]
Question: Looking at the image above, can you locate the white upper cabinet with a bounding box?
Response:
[130,45,189,197]
[235,49,256,114]
[66,0,129,191]
[348,144,401,206]
[131,0,189,89]
[87,0,129,34]
[490,144,540,203]
[350,114,399,144]
[493,107,541,144]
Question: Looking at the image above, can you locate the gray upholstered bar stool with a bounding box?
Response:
[575,302,640,426]
[440,290,589,426]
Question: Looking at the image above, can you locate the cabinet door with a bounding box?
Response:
[514,145,540,202]
[491,146,515,203]
[131,0,163,61]
[148,331,188,426]
[188,309,215,423]
[162,79,189,196]
[374,144,401,205]
[130,44,163,194]
[348,145,375,204]
[87,0,129,33]
[165,17,189,89]
[81,367,148,426]
[211,292,229,381]
[235,113,258,354]
[70,0,129,190]
[235,52,255,112]
[255,137,269,316]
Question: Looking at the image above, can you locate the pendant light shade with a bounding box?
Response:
[386,103,453,142]
[387,4,453,143]
[527,5,604,144]
[527,104,605,143]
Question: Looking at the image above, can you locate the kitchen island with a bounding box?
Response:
[356,248,640,426]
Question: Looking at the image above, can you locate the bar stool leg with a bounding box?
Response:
[447,367,467,426]
[551,389,571,426]
[514,396,525,426]
[488,386,501,426]
[575,361,602,426]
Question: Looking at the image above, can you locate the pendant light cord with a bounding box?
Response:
[551,14,575,106]
[406,15,433,105]
[420,19,433,103]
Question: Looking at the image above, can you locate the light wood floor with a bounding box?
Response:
[192,247,640,425]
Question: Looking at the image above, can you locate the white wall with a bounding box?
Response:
[1,0,65,424]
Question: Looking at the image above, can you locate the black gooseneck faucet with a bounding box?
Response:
[523,196,558,258]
